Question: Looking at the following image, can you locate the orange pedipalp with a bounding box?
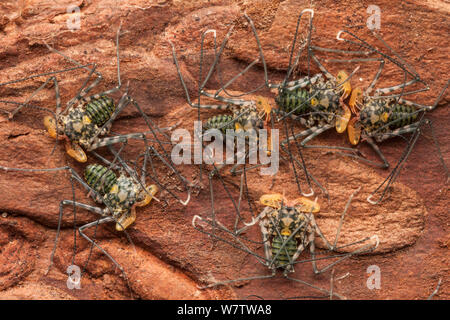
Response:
[290,197,320,213]
[65,141,87,162]
[349,88,363,114]
[256,96,272,123]
[136,184,158,207]
[347,117,361,145]
[260,193,286,208]
[336,98,351,133]
[336,71,352,100]
[116,208,137,231]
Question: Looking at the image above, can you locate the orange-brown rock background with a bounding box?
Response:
[0,0,448,299]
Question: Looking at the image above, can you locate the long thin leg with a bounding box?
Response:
[88,131,150,150]
[282,124,332,146]
[309,51,335,81]
[271,73,322,90]
[78,217,120,269]
[336,136,390,169]
[285,275,345,300]
[280,118,314,196]
[127,98,174,160]
[311,45,371,56]
[45,24,123,110]
[169,29,220,108]
[279,145,329,198]
[307,225,379,275]
[8,76,61,119]
[47,200,105,274]
[200,90,253,107]
[336,30,422,83]
[199,274,275,289]
[367,121,423,205]
[371,30,422,81]
[142,146,191,205]
[374,79,423,95]
[427,278,442,300]
[78,216,132,296]
[282,9,314,85]
[192,215,267,263]
[0,63,96,88]
[287,120,315,195]
[44,44,103,111]
[214,58,261,98]
[213,13,275,98]
[303,189,379,273]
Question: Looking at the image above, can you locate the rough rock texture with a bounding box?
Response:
[0,0,448,299]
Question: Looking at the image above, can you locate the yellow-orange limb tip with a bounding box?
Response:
[336,101,351,133]
[349,88,363,114]
[336,71,352,100]
[65,141,87,162]
[116,209,136,231]
[291,197,320,213]
[347,117,361,145]
[43,116,58,139]
[136,184,158,207]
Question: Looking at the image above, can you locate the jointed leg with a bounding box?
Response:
[78,217,130,276]
[47,199,106,274]
[8,76,60,119]
[367,121,424,205]
[279,119,314,196]
[336,136,390,169]
[303,190,379,274]
[192,215,267,263]
[140,146,190,205]
[285,275,345,300]
[44,44,103,111]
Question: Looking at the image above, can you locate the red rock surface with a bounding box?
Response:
[0,0,448,299]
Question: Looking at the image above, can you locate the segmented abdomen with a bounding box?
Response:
[388,104,418,129]
[85,96,116,127]
[204,114,234,134]
[271,236,298,268]
[84,164,117,196]
[275,88,310,115]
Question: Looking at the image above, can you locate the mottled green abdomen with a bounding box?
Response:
[85,96,115,127]
[388,104,418,129]
[275,88,310,115]
[84,164,117,196]
[204,114,234,134]
[271,236,298,268]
